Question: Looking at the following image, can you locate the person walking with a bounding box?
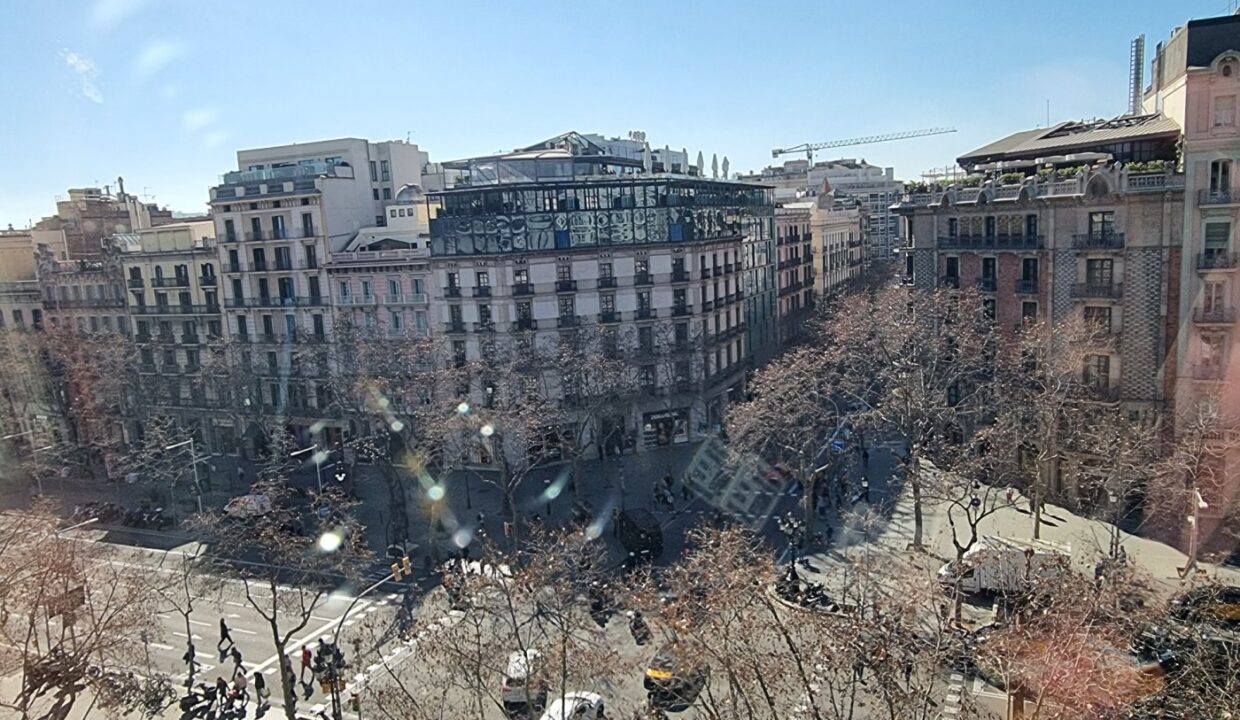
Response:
[861,477,870,504]
[861,448,869,469]
[230,646,243,677]
[183,640,202,682]
[232,672,249,708]
[217,618,233,655]
[214,677,231,710]
[252,670,268,712]
[300,645,313,683]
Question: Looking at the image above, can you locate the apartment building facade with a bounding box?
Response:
[898,115,1186,502]
[740,158,902,257]
[813,190,868,297]
[34,184,175,260]
[426,132,774,452]
[775,204,815,345]
[208,138,429,451]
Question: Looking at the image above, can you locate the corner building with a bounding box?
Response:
[426,132,774,451]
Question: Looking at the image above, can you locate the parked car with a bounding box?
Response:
[643,645,709,709]
[502,649,547,716]
[1170,585,1240,628]
[537,691,605,720]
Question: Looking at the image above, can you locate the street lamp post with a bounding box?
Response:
[1185,489,1209,579]
[165,438,205,514]
[30,444,55,495]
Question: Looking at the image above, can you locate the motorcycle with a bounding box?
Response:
[628,610,652,645]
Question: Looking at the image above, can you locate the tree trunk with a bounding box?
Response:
[270,631,297,720]
[910,455,924,549]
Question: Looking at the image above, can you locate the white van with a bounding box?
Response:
[502,649,547,713]
[938,535,1071,594]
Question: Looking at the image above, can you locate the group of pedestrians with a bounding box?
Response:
[178,618,270,718]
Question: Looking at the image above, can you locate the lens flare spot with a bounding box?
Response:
[456,402,470,415]
[318,531,343,553]
[480,424,494,438]
[390,420,405,432]
[453,529,474,548]
[427,485,445,501]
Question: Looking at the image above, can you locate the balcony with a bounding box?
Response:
[1015,278,1039,294]
[473,321,495,333]
[597,276,617,289]
[1192,364,1226,381]
[1071,232,1126,250]
[180,334,200,345]
[671,271,691,283]
[633,273,653,286]
[701,267,713,279]
[444,286,462,298]
[199,275,218,286]
[1193,307,1236,325]
[1198,189,1238,206]
[1071,283,1123,300]
[702,300,715,313]
[556,280,577,293]
[939,275,961,289]
[151,276,191,288]
[515,318,537,331]
[724,263,736,274]
[1197,252,1238,271]
[473,286,492,298]
[672,304,693,317]
[1077,384,1121,403]
[513,283,534,296]
[385,293,429,305]
[557,315,579,328]
[50,297,127,309]
[127,278,144,288]
[936,234,1043,251]
[338,295,377,306]
[636,308,656,320]
[446,321,467,333]
[976,277,997,292]
[226,262,244,273]
[598,311,620,324]
[252,261,269,271]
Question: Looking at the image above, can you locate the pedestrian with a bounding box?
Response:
[852,659,866,684]
[183,640,202,678]
[861,477,870,503]
[662,473,674,491]
[681,481,691,501]
[237,465,245,486]
[215,677,231,708]
[218,618,233,654]
[300,645,313,682]
[611,506,620,538]
[825,524,834,547]
[903,658,913,686]
[253,670,268,711]
[230,646,243,676]
[1005,487,1015,505]
[232,672,249,707]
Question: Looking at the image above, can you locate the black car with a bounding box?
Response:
[1170,585,1240,628]
[619,509,663,562]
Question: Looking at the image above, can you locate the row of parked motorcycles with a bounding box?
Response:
[71,501,173,530]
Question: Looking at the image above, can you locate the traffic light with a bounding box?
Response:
[392,556,413,580]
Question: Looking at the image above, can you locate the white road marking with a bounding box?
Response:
[172,632,202,640]
[248,599,372,675]
[147,641,176,650]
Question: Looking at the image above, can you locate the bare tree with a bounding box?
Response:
[0,503,173,720]
[191,450,372,720]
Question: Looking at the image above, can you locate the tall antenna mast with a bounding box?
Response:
[1129,35,1146,115]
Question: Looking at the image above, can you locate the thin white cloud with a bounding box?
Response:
[182,108,217,132]
[90,0,148,31]
[133,40,186,80]
[60,49,103,104]
[203,130,230,149]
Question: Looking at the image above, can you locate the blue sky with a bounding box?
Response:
[0,0,1233,227]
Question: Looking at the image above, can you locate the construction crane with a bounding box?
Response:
[772,127,958,165]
